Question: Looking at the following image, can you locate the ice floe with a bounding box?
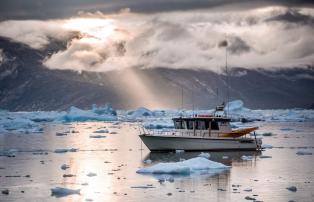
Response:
[241,155,253,161]
[296,150,313,155]
[86,172,97,177]
[54,148,78,153]
[198,152,210,159]
[89,135,106,138]
[136,157,229,175]
[51,187,80,197]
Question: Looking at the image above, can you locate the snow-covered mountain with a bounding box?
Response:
[0,36,313,111]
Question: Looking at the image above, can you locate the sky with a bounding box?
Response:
[0,0,313,73]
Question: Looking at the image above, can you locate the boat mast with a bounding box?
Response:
[225,36,229,117]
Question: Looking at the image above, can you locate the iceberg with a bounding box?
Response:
[61,106,117,122]
[127,107,154,119]
[136,157,229,175]
[225,100,249,112]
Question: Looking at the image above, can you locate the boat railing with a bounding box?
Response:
[144,128,252,139]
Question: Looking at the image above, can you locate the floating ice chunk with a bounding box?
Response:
[262,144,273,149]
[93,129,109,133]
[260,155,272,158]
[137,157,229,174]
[0,149,18,157]
[89,135,106,138]
[56,132,67,136]
[244,196,256,200]
[286,186,297,192]
[280,128,293,131]
[222,156,229,159]
[296,150,312,155]
[131,185,156,189]
[198,152,210,159]
[241,155,253,161]
[54,148,78,153]
[61,164,70,170]
[86,172,97,177]
[143,159,152,164]
[51,187,80,197]
[262,132,273,136]
[175,150,185,153]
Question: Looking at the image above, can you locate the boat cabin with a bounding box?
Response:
[172,116,232,136]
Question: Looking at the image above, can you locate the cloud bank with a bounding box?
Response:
[0,6,313,73]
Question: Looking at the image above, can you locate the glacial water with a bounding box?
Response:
[0,121,314,202]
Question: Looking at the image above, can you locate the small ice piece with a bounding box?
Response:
[137,157,229,174]
[167,176,175,183]
[286,186,297,192]
[222,156,229,159]
[89,135,106,138]
[93,129,109,133]
[2,189,9,195]
[54,148,78,153]
[244,196,256,200]
[243,188,252,192]
[131,185,156,189]
[56,132,67,136]
[280,128,293,131]
[296,150,312,155]
[175,150,184,153]
[262,144,273,149]
[0,149,18,157]
[198,152,210,159]
[262,132,273,136]
[86,172,97,177]
[241,155,253,161]
[143,159,152,164]
[260,155,272,159]
[51,187,80,197]
[61,164,70,170]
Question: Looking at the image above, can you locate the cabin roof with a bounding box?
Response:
[172,116,231,122]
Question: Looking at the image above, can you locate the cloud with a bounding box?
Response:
[266,8,314,26]
[0,20,77,49]
[0,6,313,73]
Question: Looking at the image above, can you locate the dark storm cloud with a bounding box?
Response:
[228,37,251,55]
[266,8,314,26]
[0,0,313,20]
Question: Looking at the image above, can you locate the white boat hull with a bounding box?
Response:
[140,134,261,151]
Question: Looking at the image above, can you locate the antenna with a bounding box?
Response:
[181,85,184,111]
[225,36,229,117]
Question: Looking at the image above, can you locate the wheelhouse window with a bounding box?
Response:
[211,121,219,130]
[186,120,194,130]
[174,120,184,129]
[196,121,206,130]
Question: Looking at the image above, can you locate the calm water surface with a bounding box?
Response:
[0,121,314,202]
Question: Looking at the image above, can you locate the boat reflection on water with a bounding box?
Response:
[143,150,262,166]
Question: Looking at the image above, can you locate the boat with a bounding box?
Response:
[139,105,262,151]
